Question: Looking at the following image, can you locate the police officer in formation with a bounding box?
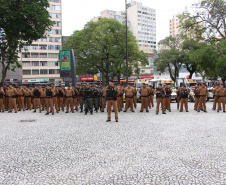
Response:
[0,82,225,118]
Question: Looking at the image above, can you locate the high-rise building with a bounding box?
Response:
[169,14,181,37]
[92,1,156,54]
[91,1,156,78]
[19,0,63,84]
[127,1,156,54]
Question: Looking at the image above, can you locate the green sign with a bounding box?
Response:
[60,50,71,71]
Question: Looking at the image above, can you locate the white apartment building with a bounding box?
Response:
[19,0,63,84]
[127,1,156,54]
[92,1,156,54]
[91,1,156,78]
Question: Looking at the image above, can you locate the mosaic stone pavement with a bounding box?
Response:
[0,101,225,184]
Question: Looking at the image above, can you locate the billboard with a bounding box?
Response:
[60,50,71,71]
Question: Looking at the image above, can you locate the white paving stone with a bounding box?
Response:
[0,100,225,184]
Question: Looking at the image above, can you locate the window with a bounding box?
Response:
[40,61,47,66]
[31,53,39,58]
[23,46,30,50]
[22,61,31,66]
[40,53,47,58]
[40,69,48,74]
[49,69,55,74]
[39,45,47,50]
[49,69,59,74]
[32,70,39,75]
[39,38,47,42]
[32,61,39,66]
[49,13,61,19]
[47,29,61,35]
[23,70,31,75]
[48,61,58,66]
[49,0,61,3]
[22,53,30,58]
[48,37,61,42]
[48,53,59,58]
[31,45,38,50]
[48,5,61,11]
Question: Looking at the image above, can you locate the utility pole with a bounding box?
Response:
[125,0,128,86]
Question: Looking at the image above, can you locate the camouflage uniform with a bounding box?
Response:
[92,87,100,112]
[84,87,93,114]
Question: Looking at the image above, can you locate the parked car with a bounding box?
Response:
[188,88,195,102]
[171,89,177,102]
[207,87,214,101]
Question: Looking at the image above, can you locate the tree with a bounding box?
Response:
[63,18,148,85]
[0,0,53,85]
[215,39,226,82]
[180,0,226,41]
[154,36,185,82]
[189,43,218,80]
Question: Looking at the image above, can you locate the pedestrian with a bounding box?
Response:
[132,84,137,109]
[101,85,107,112]
[194,84,200,111]
[79,84,85,113]
[179,85,189,112]
[0,87,5,112]
[24,86,32,110]
[124,83,135,112]
[40,85,46,111]
[92,85,100,112]
[139,83,150,112]
[164,84,172,112]
[65,85,74,113]
[17,85,25,111]
[155,84,166,115]
[45,84,55,115]
[57,86,65,112]
[217,84,226,113]
[51,83,59,113]
[84,84,93,115]
[106,81,119,122]
[198,83,208,113]
[32,85,41,113]
[176,86,181,110]
[212,84,220,111]
[149,85,154,107]
[7,84,18,113]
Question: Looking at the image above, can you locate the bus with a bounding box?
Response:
[184,79,197,88]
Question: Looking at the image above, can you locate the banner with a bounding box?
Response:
[80,76,94,81]
[60,50,71,71]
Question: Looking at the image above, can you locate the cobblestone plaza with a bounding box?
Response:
[0,101,225,184]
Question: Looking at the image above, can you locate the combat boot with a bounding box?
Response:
[85,109,88,115]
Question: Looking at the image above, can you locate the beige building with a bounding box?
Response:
[169,14,181,37]
[19,0,63,84]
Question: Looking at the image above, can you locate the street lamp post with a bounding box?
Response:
[125,0,128,86]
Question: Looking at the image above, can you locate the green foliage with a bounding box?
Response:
[180,0,226,41]
[154,36,185,82]
[0,0,53,84]
[63,18,148,84]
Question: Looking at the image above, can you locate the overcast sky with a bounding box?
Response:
[62,0,198,43]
